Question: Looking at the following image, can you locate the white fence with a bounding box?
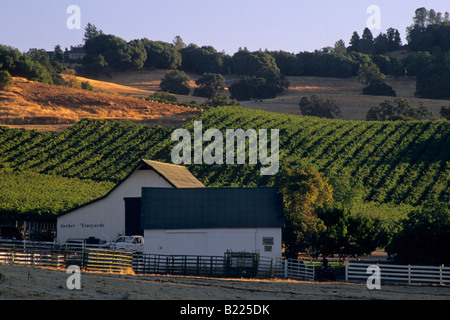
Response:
[284,259,316,281]
[0,238,111,251]
[0,240,313,281]
[345,262,450,285]
[0,239,57,251]
[0,249,67,268]
[4,238,447,285]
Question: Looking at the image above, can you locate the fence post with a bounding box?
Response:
[284,259,288,278]
[269,258,273,278]
[408,265,411,284]
[440,265,444,285]
[345,261,348,281]
[210,256,213,276]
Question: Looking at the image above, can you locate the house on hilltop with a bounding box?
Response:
[65,46,86,61]
[46,46,86,62]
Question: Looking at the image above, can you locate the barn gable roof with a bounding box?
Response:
[139,160,204,188]
[57,159,204,217]
[140,187,284,230]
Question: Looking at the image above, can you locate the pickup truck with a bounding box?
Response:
[109,235,144,253]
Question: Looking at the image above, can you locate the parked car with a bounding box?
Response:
[109,235,144,253]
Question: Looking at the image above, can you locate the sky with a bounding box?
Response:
[0,1,448,55]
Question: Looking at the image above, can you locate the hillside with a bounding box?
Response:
[97,69,208,103]
[241,75,448,120]
[93,70,449,121]
[1,70,448,133]
[0,107,448,217]
[0,77,200,130]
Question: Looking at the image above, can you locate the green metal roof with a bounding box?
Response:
[140,187,284,230]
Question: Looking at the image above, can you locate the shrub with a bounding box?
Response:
[0,69,13,88]
[193,73,225,98]
[362,80,396,97]
[81,81,94,91]
[440,105,450,120]
[159,70,191,95]
[357,62,385,86]
[311,203,385,259]
[299,95,343,119]
[150,91,178,103]
[387,203,450,265]
[229,75,288,101]
[63,75,81,89]
[201,93,241,108]
[366,98,433,121]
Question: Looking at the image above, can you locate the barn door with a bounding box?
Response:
[124,198,143,236]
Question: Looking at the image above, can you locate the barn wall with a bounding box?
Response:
[144,228,282,258]
[57,169,172,244]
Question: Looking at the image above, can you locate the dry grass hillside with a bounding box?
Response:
[0,76,201,131]
[96,69,207,104]
[96,70,448,120]
[1,70,448,133]
[241,76,449,120]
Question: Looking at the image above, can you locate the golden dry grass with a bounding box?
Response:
[241,76,449,120]
[95,69,206,104]
[99,69,448,121]
[1,71,448,132]
[0,77,201,130]
[70,75,153,97]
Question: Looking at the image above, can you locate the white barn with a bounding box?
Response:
[56,160,204,244]
[140,187,284,258]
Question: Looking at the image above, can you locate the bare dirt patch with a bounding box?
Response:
[0,264,448,300]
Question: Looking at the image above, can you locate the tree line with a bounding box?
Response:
[279,166,450,265]
[405,7,450,99]
[1,7,448,102]
[75,7,450,101]
[0,45,67,86]
[79,25,290,101]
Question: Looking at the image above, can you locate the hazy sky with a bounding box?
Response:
[0,1,448,54]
